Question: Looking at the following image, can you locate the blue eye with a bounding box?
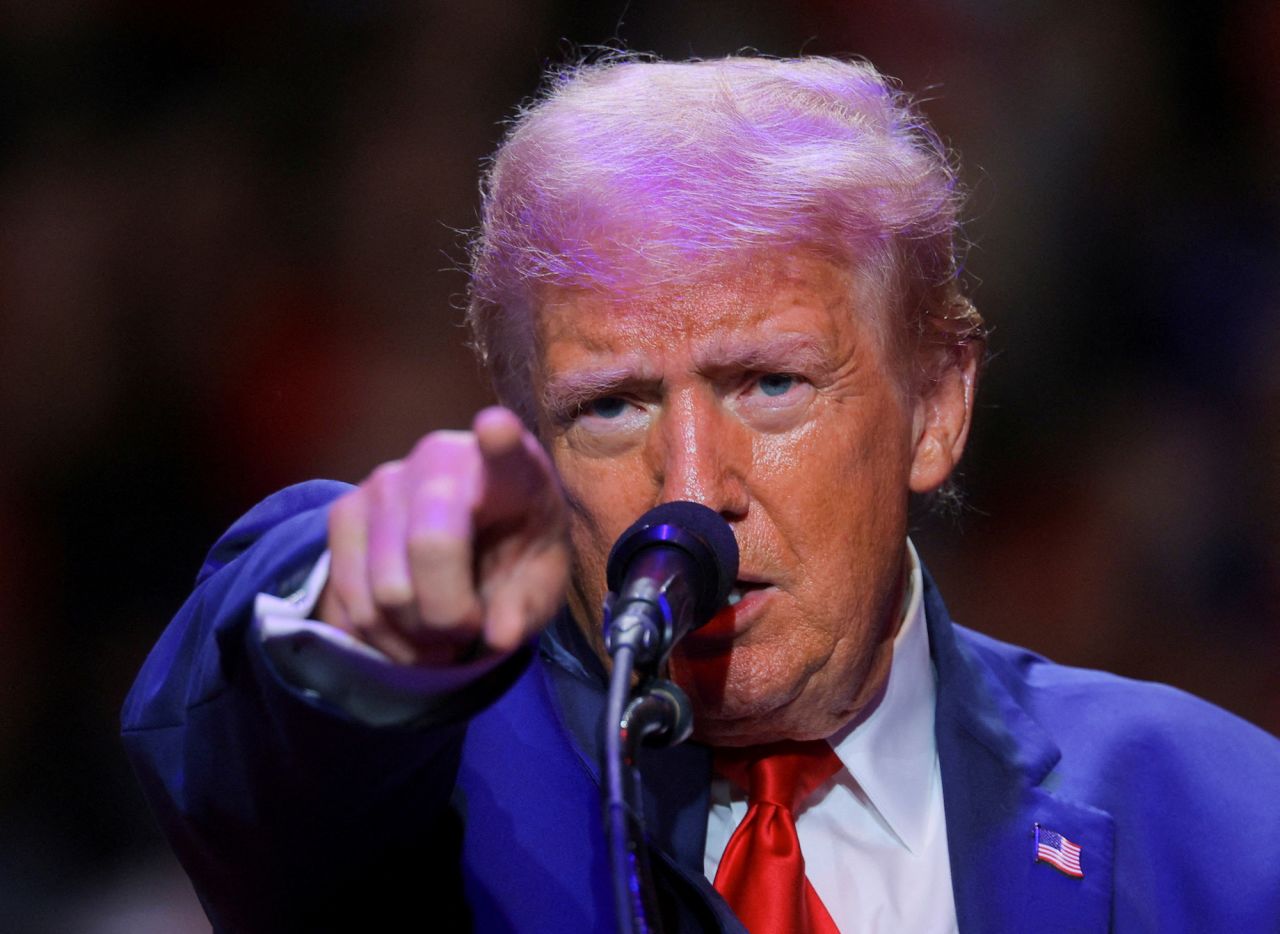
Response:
[757,374,795,397]
[585,396,628,419]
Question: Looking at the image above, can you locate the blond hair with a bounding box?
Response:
[467,55,984,419]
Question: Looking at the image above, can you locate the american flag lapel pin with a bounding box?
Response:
[1033,822,1084,878]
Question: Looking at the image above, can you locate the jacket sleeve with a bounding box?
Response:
[121,480,530,932]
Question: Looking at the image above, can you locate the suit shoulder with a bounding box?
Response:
[948,623,1280,925]
[952,624,1280,777]
[197,479,353,582]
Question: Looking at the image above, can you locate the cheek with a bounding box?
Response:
[754,407,905,508]
[568,514,606,587]
[556,446,659,602]
[747,401,914,585]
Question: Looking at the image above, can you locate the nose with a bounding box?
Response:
[651,388,750,521]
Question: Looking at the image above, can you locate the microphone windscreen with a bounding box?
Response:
[606,501,739,621]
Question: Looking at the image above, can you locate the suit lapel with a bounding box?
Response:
[926,574,1115,933]
[542,581,1116,933]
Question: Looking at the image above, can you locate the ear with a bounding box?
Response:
[908,345,979,494]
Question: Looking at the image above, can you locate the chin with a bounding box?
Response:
[672,631,873,745]
[690,708,832,747]
[672,655,817,745]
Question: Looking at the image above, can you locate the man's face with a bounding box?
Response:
[532,252,954,745]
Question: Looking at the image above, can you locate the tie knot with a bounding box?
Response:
[715,739,843,811]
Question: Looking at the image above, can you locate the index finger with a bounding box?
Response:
[472,406,562,529]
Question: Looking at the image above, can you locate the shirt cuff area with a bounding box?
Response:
[253,551,512,728]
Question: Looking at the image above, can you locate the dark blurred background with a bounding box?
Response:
[1,0,1276,928]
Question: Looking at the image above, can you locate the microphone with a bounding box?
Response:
[603,501,739,669]
[601,502,735,932]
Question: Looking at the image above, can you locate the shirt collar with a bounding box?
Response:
[825,539,937,853]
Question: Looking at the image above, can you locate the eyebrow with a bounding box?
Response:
[540,333,837,417]
[541,361,661,418]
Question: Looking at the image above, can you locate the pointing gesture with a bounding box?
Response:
[319,407,570,667]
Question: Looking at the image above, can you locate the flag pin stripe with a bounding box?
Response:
[1034,822,1084,878]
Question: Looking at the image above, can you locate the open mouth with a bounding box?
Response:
[725,580,771,607]
[686,580,775,649]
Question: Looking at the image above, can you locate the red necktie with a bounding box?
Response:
[713,741,844,934]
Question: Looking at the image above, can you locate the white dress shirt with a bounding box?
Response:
[703,544,958,932]
[256,541,959,932]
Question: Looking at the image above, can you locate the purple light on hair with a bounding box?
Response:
[466,55,984,422]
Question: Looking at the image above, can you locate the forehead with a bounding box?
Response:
[532,251,893,364]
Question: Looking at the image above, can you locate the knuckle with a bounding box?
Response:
[345,602,378,630]
[328,491,361,531]
[366,461,404,495]
[326,563,364,613]
[411,472,463,502]
[415,590,479,631]
[406,527,468,564]
[370,577,414,610]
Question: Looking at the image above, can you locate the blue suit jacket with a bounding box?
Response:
[122,482,1280,932]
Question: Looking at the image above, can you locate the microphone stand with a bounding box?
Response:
[603,611,694,934]
[598,501,737,934]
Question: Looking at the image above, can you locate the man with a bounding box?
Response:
[123,56,1280,932]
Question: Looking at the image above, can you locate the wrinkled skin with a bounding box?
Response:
[535,253,976,745]
[319,251,975,746]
